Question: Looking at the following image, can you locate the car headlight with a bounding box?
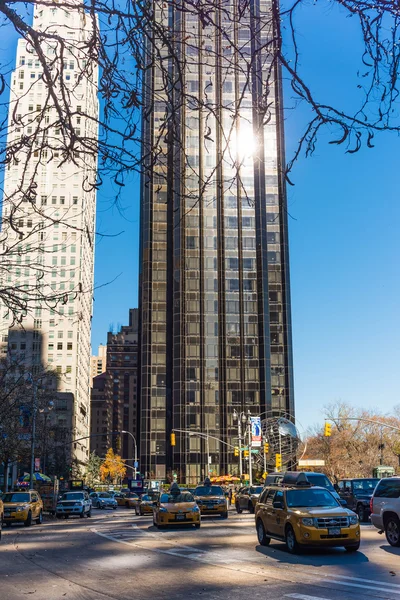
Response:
[349,515,358,525]
[191,506,200,513]
[219,499,226,505]
[16,505,28,512]
[301,518,315,527]
[159,507,168,513]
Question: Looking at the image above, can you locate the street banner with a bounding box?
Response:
[34,458,41,472]
[251,416,262,447]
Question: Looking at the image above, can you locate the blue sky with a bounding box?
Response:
[1,2,399,430]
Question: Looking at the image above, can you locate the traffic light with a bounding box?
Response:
[324,422,332,437]
[264,442,269,454]
[275,453,282,469]
[234,446,239,456]
[244,449,249,457]
[116,436,121,451]
[170,432,176,446]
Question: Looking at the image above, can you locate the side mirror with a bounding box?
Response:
[273,500,283,509]
[340,499,347,506]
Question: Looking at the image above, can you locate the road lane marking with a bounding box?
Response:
[91,525,400,598]
[285,595,329,600]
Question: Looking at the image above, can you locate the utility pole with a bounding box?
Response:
[248,419,253,486]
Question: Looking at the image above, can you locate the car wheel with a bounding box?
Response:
[5,522,11,527]
[80,510,85,518]
[256,519,270,547]
[24,512,32,527]
[385,516,400,547]
[36,510,43,525]
[56,514,62,519]
[113,506,117,510]
[356,504,366,522]
[345,543,360,552]
[248,502,255,514]
[221,511,228,519]
[65,515,69,519]
[235,502,242,514]
[135,507,139,516]
[96,502,101,509]
[195,523,201,529]
[285,524,301,554]
[87,509,92,518]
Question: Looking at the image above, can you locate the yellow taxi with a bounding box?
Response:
[255,475,360,554]
[194,480,228,519]
[136,493,157,515]
[153,484,200,529]
[2,490,44,527]
[116,492,139,509]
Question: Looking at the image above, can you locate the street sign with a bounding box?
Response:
[298,459,325,467]
[134,461,139,468]
[251,449,259,454]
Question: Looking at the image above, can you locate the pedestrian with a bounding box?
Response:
[228,488,233,506]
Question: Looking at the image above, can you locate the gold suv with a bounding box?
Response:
[2,490,43,527]
[255,477,360,554]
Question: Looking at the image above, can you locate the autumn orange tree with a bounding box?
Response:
[100,448,126,484]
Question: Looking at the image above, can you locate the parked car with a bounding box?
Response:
[337,478,380,522]
[56,491,91,518]
[265,472,342,504]
[2,490,43,527]
[235,486,263,514]
[255,475,360,553]
[370,476,400,547]
[89,492,118,510]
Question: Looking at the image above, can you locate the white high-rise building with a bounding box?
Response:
[0,3,99,468]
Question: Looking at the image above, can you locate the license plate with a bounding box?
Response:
[176,514,185,521]
[328,527,341,536]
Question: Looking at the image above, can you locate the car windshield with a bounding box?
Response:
[141,495,152,501]
[195,486,224,496]
[3,493,30,503]
[62,493,84,500]
[249,486,263,494]
[306,474,334,491]
[160,492,194,503]
[352,479,380,491]
[98,493,111,498]
[286,489,338,508]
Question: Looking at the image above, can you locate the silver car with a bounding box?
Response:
[90,492,118,510]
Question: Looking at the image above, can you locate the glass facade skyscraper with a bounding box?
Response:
[139,0,294,482]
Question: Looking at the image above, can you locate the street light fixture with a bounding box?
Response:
[233,409,252,484]
[121,430,138,479]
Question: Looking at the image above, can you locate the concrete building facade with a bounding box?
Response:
[90,310,139,464]
[0,2,99,468]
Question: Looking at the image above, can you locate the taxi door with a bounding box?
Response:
[30,492,40,518]
[267,490,286,538]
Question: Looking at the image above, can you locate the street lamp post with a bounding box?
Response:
[233,410,251,483]
[121,430,138,479]
[40,401,54,474]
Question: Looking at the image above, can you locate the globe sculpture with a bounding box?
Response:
[253,415,302,472]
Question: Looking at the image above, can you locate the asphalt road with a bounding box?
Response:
[1,507,400,600]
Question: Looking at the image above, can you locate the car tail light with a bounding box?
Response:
[370,497,373,514]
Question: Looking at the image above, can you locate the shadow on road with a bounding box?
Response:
[255,542,369,567]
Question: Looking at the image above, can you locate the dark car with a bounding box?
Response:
[265,472,342,504]
[337,478,380,522]
[235,485,263,514]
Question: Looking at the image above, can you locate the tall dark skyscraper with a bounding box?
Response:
[139,0,294,482]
